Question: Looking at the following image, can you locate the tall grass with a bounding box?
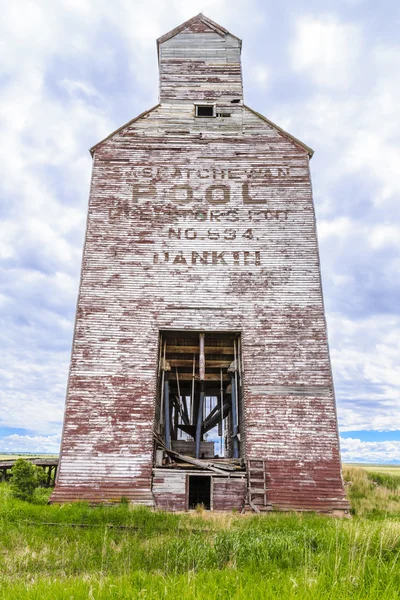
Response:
[0,478,399,599]
[366,471,400,491]
[343,466,400,517]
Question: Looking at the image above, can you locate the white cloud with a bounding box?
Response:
[369,225,400,250]
[318,216,360,240]
[340,437,400,463]
[249,65,271,89]
[0,336,70,434]
[60,79,100,99]
[271,22,400,215]
[282,84,400,209]
[327,314,400,431]
[290,15,362,88]
[0,434,61,454]
[317,219,400,256]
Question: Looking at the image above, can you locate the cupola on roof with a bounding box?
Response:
[157,13,243,103]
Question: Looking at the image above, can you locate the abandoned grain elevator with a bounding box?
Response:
[52,14,348,514]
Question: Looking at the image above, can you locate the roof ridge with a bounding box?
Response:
[89,105,160,156]
[157,13,241,46]
[244,105,314,158]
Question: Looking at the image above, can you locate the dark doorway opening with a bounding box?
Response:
[155,331,243,460]
[188,476,211,510]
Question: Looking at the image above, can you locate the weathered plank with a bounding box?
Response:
[167,345,234,354]
[168,359,231,368]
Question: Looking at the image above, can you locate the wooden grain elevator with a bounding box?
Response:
[51,14,349,514]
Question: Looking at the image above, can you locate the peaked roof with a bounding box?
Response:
[89,15,313,158]
[157,13,242,47]
[89,104,313,158]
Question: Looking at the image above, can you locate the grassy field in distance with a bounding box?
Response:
[344,464,400,477]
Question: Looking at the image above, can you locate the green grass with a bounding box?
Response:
[1,474,400,599]
[366,471,400,491]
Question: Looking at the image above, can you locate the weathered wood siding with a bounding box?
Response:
[152,470,187,511]
[152,470,247,512]
[159,29,242,103]
[52,14,347,512]
[213,477,247,511]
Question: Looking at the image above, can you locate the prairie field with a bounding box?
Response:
[0,465,399,599]
[344,464,400,478]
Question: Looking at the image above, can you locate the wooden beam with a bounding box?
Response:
[169,359,231,368]
[199,333,205,381]
[170,373,230,382]
[167,345,234,355]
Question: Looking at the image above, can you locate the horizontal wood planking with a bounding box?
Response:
[52,15,347,513]
[152,470,187,511]
[213,478,247,511]
[159,25,243,103]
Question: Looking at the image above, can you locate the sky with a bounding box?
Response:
[0,0,399,463]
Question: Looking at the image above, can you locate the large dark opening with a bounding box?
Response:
[188,475,211,509]
[154,331,244,462]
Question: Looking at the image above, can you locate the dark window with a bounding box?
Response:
[188,475,211,509]
[196,105,214,117]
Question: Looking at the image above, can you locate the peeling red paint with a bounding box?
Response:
[51,14,348,513]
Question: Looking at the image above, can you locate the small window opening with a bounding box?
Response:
[189,476,211,509]
[231,99,241,104]
[196,105,214,117]
[216,112,231,118]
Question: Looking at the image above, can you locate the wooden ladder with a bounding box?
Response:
[247,459,272,512]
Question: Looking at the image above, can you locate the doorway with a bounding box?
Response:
[188,475,211,510]
[155,330,244,460]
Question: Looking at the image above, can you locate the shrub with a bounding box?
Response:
[10,459,46,502]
